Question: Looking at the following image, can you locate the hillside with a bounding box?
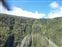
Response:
[0,13,62,47]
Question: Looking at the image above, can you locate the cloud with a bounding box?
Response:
[46,1,62,18]
[50,1,59,9]
[9,7,45,19]
[47,12,61,18]
[0,1,62,19]
[0,3,45,19]
[60,7,62,13]
[0,2,8,13]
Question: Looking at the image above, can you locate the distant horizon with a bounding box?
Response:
[0,0,62,18]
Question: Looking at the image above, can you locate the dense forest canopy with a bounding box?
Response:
[0,13,62,47]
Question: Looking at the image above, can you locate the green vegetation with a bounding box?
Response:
[0,13,62,47]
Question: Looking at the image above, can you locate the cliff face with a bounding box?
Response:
[0,14,62,47]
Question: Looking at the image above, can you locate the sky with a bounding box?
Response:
[0,0,62,19]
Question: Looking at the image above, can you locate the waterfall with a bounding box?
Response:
[20,35,29,47]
